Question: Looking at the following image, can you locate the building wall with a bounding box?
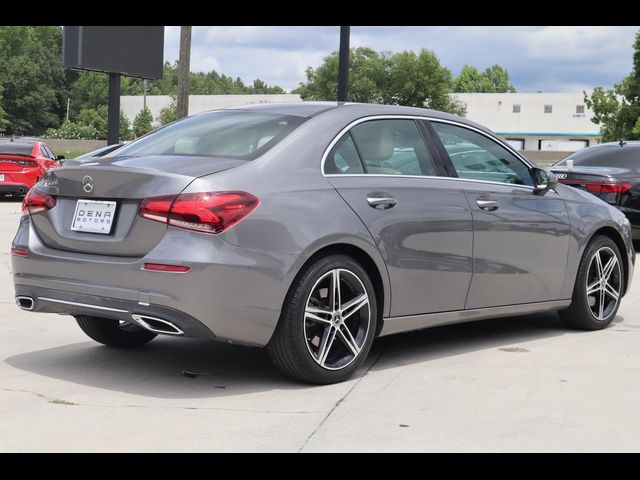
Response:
[121,94,302,126]
[452,92,601,151]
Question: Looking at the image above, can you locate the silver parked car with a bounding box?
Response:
[12,102,635,384]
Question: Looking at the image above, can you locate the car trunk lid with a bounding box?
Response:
[29,155,245,257]
[551,165,632,205]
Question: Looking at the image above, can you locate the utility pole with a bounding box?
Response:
[143,79,148,110]
[176,26,192,120]
[107,73,121,145]
[337,26,350,102]
[65,98,70,122]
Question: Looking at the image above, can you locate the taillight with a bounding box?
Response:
[585,181,631,194]
[139,191,260,234]
[16,160,38,168]
[11,247,29,257]
[22,189,56,216]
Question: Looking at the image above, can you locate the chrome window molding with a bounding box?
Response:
[320,114,538,189]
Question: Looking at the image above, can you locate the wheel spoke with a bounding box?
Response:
[305,310,332,325]
[586,280,601,296]
[332,269,341,312]
[337,325,360,356]
[603,282,619,301]
[595,251,604,278]
[599,288,605,319]
[317,326,338,367]
[342,293,369,320]
[602,256,618,282]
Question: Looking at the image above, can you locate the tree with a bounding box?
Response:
[585,31,640,142]
[0,26,68,135]
[157,97,177,125]
[0,86,8,132]
[453,64,516,93]
[133,107,153,137]
[75,105,131,140]
[294,47,466,115]
[177,26,192,119]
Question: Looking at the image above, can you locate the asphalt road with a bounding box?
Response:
[2,196,640,452]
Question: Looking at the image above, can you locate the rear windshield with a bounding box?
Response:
[112,111,305,160]
[0,143,34,156]
[554,146,640,167]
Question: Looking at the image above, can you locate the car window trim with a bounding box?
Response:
[426,119,536,186]
[321,115,537,186]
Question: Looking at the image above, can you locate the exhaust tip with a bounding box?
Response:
[131,314,184,336]
[16,296,35,311]
[18,188,26,195]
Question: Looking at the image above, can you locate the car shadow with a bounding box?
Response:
[5,312,617,399]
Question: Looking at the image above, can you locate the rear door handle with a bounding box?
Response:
[367,192,398,210]
[476,199,500,211]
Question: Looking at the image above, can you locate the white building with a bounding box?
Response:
[121,94,302,127]
[452,92,601,152]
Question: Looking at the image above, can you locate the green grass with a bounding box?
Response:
[53,149,92,159]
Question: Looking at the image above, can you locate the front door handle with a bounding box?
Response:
[477,199,500,211]
[367,192,398,210]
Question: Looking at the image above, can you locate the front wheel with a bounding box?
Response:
[267,255,378,384]
[560,235,624,330]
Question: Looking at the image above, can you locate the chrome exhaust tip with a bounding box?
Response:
[131,314,184,336]
[16,296,35,311]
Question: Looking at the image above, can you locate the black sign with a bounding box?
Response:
[63,26,164,79]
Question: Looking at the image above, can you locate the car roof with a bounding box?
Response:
[0,139,37,146]
[223,101,491,134]
[587,141,640,149]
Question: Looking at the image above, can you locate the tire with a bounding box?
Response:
[559,235,624,330]
[267,255,378,384]
[75,315,157,348]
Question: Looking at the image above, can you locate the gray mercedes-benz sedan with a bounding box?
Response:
[12,102,635,384]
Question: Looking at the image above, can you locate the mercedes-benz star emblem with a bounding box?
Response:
[82,176,94,193]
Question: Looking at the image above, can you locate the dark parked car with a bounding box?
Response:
[61,143,125,167]
[12,103,635,384]
[551,141,640,239]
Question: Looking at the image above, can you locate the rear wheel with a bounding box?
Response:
[560,235,623,330]
[75,315,157,348]
[268,255,377,384]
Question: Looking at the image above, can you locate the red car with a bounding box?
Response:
[0,139,61,196]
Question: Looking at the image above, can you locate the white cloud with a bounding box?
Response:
[163,26,640,93]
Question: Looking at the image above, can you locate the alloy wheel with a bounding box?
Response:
[303,268,371,371]
[586,246,621,321]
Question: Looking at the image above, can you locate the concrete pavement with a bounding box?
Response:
[1,197,640,452]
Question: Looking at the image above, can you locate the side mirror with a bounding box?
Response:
[56,155,65,160]
[532,167,558,196]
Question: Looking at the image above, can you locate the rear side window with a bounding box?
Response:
[0,143,34,156]
[113,111,306,160]
[324,119,436,176]
[325,134,365,174]
[554,146,640,168]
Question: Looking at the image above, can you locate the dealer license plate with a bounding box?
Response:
[71,200,117,235]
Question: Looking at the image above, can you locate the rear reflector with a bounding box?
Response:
[11,247,29,257]
[22,189,56,216]
[139,191,260,234]
[143,263,191,273]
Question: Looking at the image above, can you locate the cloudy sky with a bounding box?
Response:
[163,26,639,93]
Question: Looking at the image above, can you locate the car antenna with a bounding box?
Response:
[619,140,627,147]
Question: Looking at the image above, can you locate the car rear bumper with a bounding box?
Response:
[14,285,214,338]
[0,183,30,195]
[12,219,304,347]
[0,169,40,193]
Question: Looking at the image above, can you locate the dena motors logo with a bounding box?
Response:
[75,208,113,225]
